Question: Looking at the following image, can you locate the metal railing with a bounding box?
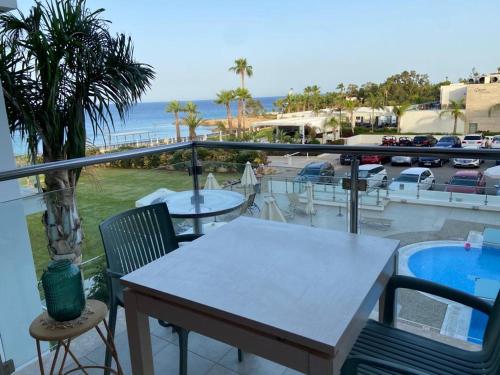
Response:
[1,141,499,235]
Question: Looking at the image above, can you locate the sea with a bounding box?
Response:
[11,96,281,156]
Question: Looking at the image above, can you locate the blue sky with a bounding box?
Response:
[16,0,500,102]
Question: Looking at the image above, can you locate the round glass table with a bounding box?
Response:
[158,189,246,219]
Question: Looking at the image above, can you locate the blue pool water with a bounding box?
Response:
[408,244,500,343]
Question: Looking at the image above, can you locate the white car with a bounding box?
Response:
[490,135,500,149]
[461,134,485,148]
[358,164,388,189]
[389,167,435,191]
[452,145,483,167]
[391,155,417,166]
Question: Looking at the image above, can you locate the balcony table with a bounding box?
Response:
[121,217,399,375]
[157,189,245,234]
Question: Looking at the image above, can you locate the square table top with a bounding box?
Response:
[122,217,399,355]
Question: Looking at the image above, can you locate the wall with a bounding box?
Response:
[466,83,500,132]
[440,84,467,106]
[400,110,465,134]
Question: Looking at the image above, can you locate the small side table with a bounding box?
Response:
[29,299,123,375]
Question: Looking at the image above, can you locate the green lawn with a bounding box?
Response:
[27,167,239,279]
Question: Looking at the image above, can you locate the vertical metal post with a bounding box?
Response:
[191,145,202,235]
[349,156,359,234]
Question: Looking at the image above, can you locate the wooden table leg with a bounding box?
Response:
[123,288,154,375]
[309,353,335,375]
[35,340,45,375]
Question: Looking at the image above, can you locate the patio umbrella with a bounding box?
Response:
[260,197,286,223]
[484,165,500,179]
[241,161,258,195]
[305,181,316,226]
[305,182,316,215]
[204,173,221,190]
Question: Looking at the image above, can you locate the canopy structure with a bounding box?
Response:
[251,117,329,144]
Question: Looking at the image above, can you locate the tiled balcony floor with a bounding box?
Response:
[15,306,304,375]
[15,303,478,375]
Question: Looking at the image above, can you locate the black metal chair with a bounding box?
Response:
[342,275,500,374]
[245,192,260,215]
[99,203,242,375]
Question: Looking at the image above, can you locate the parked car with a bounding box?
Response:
[453,158,481,168]
[418,156,445,167]
[452,144,484,167]
[461,134,485,148]
[435,135,462,148]
[358,164,388,188]
[398,136,413,146]
[445,170,486,194]
[381,135,398,146]
[490,135,500,149]
[295,161,335,183]
[389,167,435,191]
[340,154,353,165]
[391,155,417,166]
[413,135,437,147]
[360,154,390,164]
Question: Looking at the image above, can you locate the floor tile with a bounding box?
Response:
[153,343,215,375]
[184,332,232,363]
[218,348,286,375]
[205,364,240,374]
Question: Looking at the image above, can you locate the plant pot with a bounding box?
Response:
[42,260,86,321]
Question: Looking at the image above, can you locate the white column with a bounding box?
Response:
[0,84,44,369]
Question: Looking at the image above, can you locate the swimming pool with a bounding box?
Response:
[402,241,500,344]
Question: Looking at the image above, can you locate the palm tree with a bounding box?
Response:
[214,90,235,131]
[440,99,466,134]
[229,58,253,125]
[344,100,358,131]
[166,100,183,142]
[229,58,253,89]
[393,103,411,134]
[234,87,251,136]
[322,117,338,143]
[0,0,154,263]
[335,98,346,126]
[183,113,204,140]
[366,94,384,132]
[184,101,198,114]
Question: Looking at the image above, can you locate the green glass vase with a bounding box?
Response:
[42,260,86,321]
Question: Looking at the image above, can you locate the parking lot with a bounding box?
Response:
[271,156,500,195]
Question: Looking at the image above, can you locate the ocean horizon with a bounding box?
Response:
[12,96,282,156]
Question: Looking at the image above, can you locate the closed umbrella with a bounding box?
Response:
[241,161,258,195]
[305,181,316,226]
[204,173,221,190]
[260,197,286,223]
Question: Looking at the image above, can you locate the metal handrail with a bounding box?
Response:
[0,140,499,182]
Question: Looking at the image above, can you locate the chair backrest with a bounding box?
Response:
[99,203,179,278]
[482,290,500,368]
[247,193,256,206]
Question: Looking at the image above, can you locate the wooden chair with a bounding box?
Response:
[99,204,242,375]
[342,275,500,374]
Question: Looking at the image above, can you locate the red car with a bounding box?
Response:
[445,170,486,194]
[382,135,398,146]
[360,155,390,164]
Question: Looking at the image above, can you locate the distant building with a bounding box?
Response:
[440,73,500,133]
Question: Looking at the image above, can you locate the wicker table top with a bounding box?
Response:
[29,299,107,341]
